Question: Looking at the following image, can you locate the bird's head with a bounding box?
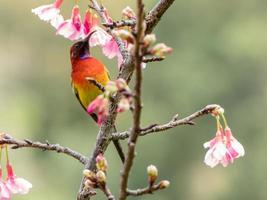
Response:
[70,31,96,62]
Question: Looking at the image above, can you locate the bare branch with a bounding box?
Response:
[89,0,129,60]
[119,0,145,199]
[102,20,135,29]
[126,181,168,196]
[112,104,222,140]
[101,185,116,200]
[142,57,164,63]
[0,134,88,165]
[145,0,176,34]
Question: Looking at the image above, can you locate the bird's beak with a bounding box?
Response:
[82,30,97,50]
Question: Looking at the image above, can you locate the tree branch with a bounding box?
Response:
[145,0,176,34]
[101,185,116,200]
[142,56,164,63]
[112,104,222,140]
[0,134,88,165]
[126,182,167,196]
[77,0,176,199]
[119,0,145,200]
[102,20,135,29]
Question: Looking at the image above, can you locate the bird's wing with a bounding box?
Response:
[71,82,98,122]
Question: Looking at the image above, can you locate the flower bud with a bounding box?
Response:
[83,169,96,181]
[144,34,156,47]
[114,29,134,43]
[122,6,136,20]
[117,97,131,113]
[84,179,96,188]
[147,165,158,184]
[96,154,108,172]
[159,180,170,189]
[151,43,172,57]
[96,170,106,184]
[115,78,129,91]
[105,81,118,95]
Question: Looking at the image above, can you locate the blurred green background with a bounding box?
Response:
[0,0,266,199]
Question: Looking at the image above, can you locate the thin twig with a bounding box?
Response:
[90,0,129,60]
[142,57,164,63]
[119,0,145,199]
[101,185,116,200]
[126,182,167,196]
[112,104,222,140]
[0,134,88,165]
[102,20,135,29]
[145,0,176,34]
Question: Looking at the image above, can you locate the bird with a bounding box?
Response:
[70,31,125,162]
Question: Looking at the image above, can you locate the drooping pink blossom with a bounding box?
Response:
[0,168,11,200]
[50,14,64,29]
[223,127,245,164]
[89,27,112,47]
[5,164,32,195]
[204,127,245,168]
[102,38,123,68]
[82,10,99,38]
[56,5,83,41]
[32,0,64,22]
[87,95,109,126]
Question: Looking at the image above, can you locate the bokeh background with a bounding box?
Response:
[0,0,266,199]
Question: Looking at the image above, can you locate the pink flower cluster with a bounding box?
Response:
[32,0,123,67]
[203,113,245,168]
[87,79,132,125]
[0,164,32,199]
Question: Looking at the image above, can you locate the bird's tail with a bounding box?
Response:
[90,114,125,163]
[111,126,125,163]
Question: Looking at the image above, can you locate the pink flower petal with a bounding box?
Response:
[82,10,98,37]
[32,0,63,22]
[56,5,83,41]
[0,181,11,199]
[5,164,32,195]
[50,14,64,28]
[102,38,124,68]
[89,27,111,47]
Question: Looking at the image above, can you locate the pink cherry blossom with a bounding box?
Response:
[50,14,64,29]
[56,5,83,41]
[82,10,98,38]
[224,127,245,162]
[87,95,109,126]
[102,38,123,68]
[32,0,63,22]
[204,127,245,168]
[88,27,111,47]
[0,168,11,200]
[5,164,32,195]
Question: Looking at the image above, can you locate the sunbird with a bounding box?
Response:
[70,31,125,162]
